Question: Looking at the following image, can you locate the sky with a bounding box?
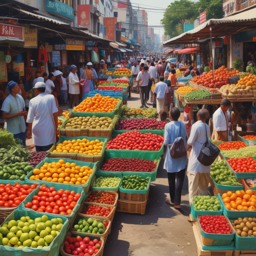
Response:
[130,0,171,39]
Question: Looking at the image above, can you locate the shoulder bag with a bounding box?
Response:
[169,122,187,159]
[197,124,220,166]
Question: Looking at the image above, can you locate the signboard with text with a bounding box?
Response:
[199,11,206,25]
[52,51,61,67]
[0,24,24,40]
[54,44,66,51]
[45,0,74,20]
[104,17,117,42]
[77,5,90,27]
[66,38,85,51]
[24,27,37,48]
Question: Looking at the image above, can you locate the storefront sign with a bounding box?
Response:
[24,27,37,48]
[77,5,90,27]
[0,51,7,82]
[61,51,67,66]
[66,38,85,51]
[54,44,66,51]
[4,55,11,63]
[86,41,96,47]
[45,0,74,20]
[199,11,206,25]
[233,42,243,60]
[0,24,24,40]
[104,17,117,42]
[52,51,61,67]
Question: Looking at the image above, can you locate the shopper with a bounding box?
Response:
[148,62,157,101]
[164,107,187,209]
[53,70,63,104]
[26,82,58,152]
[153,76,167,119]
[136,65,153,108]
[131,62,140,92]
[165,79,175,111]
[1,81,27,146]
[212,99,231,141]
[187,109,211,204]
[69,65,81,108]
[79,63,85,79]
[169,69,177,86]
[32,71,41,87]
[45,73,55,94]
[60,70,68,105]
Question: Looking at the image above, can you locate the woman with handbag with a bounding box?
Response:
[187,109,211,205]
[164,107,188,210]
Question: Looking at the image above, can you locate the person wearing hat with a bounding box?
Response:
[69,65,81,108]
[148,61,157,101]
[98,60,107,77]
[212,99,232,141]
[26,82,58,152]
[53,70,63,104]
[1,81,27,146]
[60,68,69,105]
[83,62,94,91]
[45,73,56,94]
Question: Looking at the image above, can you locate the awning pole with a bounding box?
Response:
[230,36,232,69]
[210,27,214,78]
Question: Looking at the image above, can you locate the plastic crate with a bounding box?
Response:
[225,159,256,178]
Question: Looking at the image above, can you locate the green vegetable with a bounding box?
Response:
[233,58,242,70]
[193,195,221,211]
[184,90,211,100]
[221,146,256,158]
[0,130,16,148]
[204,66,211,72]
[73,218,106,234]
[92,176,120,188]
[211,160,242,186]
[120,175,149,190]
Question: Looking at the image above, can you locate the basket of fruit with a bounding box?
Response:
[84,191,118,207]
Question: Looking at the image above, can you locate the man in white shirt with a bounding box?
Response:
[148,62,157,102]
[69,65,81,108]
[136,65,154,108]
[131,62,140,92]
[212,99,231,141]
[60,68,69,105]
[27,82,58,152]
[32,71,41,87]
[153,76,167,119]
[45,73,55,94]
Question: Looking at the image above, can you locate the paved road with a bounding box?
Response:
[103,93,197,256]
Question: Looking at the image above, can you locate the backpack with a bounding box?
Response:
[197,124,220,166]
[169,122,187,159]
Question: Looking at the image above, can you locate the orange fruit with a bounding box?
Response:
[243,194,250,200]
[223,197,230,203]
[230,194,237,201]
[227,191,233,197]
[246,190,253,196]
[237,205,243,211]
[243,206,248,211]
[225,203,231,210]
[236,191,242,197]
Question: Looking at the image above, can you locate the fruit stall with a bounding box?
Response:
[0,94,166,256]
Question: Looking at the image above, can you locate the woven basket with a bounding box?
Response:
[77,154,94,163]
[66,129,81,137]
[78,202,116,221]
[119,188,150,202]
[117,198,148,215]
[85,191,119,207]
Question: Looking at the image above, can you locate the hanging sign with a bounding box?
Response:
[66,38,85,51]
[24,27,37,48]
[4,55,11,63]
[61,51,67,66]
[52,51,61,67]
[0,24,24,40]
[199,11,206,25]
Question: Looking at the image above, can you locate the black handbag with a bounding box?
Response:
[197,124,220,166]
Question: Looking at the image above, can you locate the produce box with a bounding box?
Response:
[218,194,256,218]
[25,158,98,194]
[48,136,108,163]
[84,190,118,207]
[0,208,69,256]
[241,178,256,194]
[70,215,111,241]
[60,234,105,256]
[191,196,223,219]
[197,215,235,246]
[19,183,85,224]
[112,129,164,136]
[117,198,147,215]
[120,106,157,119]
[91,172,122,192]
[71,99,122,118]
[98,151,160,182]
[238,135,256,145]
[229,217,256,250]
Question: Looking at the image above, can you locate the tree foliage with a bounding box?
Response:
[162,0,224,38]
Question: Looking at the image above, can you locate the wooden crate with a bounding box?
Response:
[119,187,150,202]
[117,198,147,215]
[192,222,233,256]
[233,251,256,256]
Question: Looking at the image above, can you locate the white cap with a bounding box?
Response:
[100,59,105,64]
[53,70,63,76]
[87,62,93,66]
[34,82,46,89]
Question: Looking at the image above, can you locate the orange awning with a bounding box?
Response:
[174,48,199,54]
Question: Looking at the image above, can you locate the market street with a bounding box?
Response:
[104,93,197,256]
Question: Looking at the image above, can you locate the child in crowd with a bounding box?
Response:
[161,111,170,122]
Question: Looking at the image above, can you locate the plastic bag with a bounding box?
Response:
[91,51,99,64]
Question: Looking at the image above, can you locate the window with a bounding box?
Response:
[114,12,118,17]
[57,0,73,7]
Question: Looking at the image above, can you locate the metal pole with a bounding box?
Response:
[210,27,214,78]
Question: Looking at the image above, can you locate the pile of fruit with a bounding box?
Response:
[121,106,157,119]
[231,217,256,237]
[25,185,81,214]
[0,162,33,181]
[96,87,123,91]
[211,160,242,186]
[120,175,149,190]
[113,68,131,76]
[0,183,37,208]
[52,138,104,155]
[193,196,221,211]
[63,235,103,256]
[221,146,256,158]
[112,79,129,84]
[242,135,256,140]
[219,84,253,96]
[98,81,110,85]
[86,191,116,205]
[237,73,256,88]
[116,119,166,130]
[80,205,112,217]
[0,215,64,248]
[71,218,108,234]
[176,86,198,95]
[199,215,233,234]
[58,119,63,127]
[101,158,157,172]
[106,131,164,151]
[218,141,247,150]
[227,157,256,173]
[73,94,120,113]
[64,116,113,130]
[62,111,70,119]
[92,176,120,188]
[105,71,113,75]
[30,159,94,184]
[221,190,256,211]
[27,152,48,168]
[192,66,239,88]
[184,90,211,100]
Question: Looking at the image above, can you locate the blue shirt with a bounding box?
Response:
[164,121,188,173]
[92,68,98,79]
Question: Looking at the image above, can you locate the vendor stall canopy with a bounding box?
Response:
[163,5,256,46]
